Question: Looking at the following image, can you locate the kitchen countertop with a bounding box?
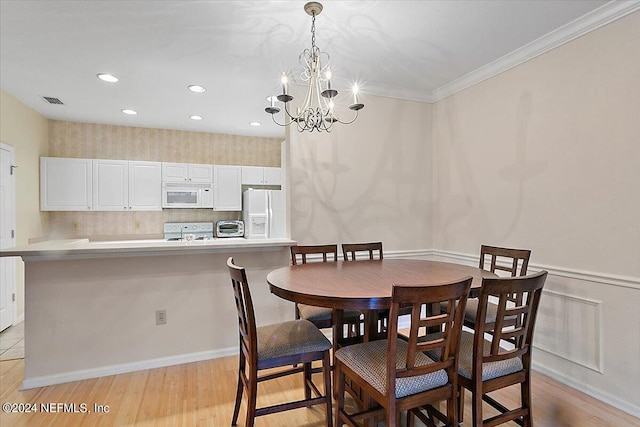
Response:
[0,237,297,261]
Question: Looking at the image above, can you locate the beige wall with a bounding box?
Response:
[431,12,640,277]
[47,121,282,238]
[431,12,640,414]
[287,93,432,251]
[0,89,49,320]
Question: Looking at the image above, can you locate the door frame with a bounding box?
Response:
[0,141,16,330]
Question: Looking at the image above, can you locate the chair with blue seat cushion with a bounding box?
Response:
[334,277,472,427]
[227,257,333,427]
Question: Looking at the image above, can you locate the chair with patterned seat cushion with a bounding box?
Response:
[442,245,531,331]
[291,244,363,339]
[335,277,472,427]
[456,271,547,427]
[227,257,333,427]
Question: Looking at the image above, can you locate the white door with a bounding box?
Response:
[161,162,189,182]
[40,157,92,211]
[213,165,241,211]
[129,161,162,211]
[188,164,214,183]
[241,166,264,185]
[263,167,282,185]
[92,159,128,211]
[0,143,16,331]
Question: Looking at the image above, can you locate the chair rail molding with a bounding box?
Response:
[429,249,640,291]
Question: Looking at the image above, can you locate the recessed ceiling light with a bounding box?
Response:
[250,122,261,127]
[190,115,203,120]
[121,109,137,115]
[97,73,119,83]
[188,85,206,93]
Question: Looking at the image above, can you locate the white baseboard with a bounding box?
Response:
[532,361,640,419]
[21,347,238,390]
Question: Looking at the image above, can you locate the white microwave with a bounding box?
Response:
[162,183,213,208]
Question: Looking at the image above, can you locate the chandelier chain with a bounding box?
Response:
[311,13,316,51]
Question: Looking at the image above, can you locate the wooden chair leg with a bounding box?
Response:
[472,383,483,427]
[323,351,333,427]
[335,363,345,427]
[458,386,465,422]
[303,361,312,400]
[522,373,533,427]
[245,366,258,427]
[231,353,245,426]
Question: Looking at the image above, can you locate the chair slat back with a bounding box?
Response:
[479,245,531,277]
[342,242,383,261]
[227,257,258,362]
[386,278,472,384]
[473,271,547,366]
[290,244,338,265]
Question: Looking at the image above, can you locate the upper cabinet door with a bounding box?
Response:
[263,167,282,185]
[213,165,241,211]
[241,166,264,185]
[129,161,162,211]
[161,163,189,182]
[188,164,214,183]
[41,157,92,211]
[92,160,128,211]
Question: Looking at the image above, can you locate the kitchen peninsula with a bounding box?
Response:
[1,237,296,389]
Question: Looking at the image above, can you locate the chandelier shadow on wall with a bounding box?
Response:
[265,2,364,132]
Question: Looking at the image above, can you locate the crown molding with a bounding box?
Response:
[431,0,640,102]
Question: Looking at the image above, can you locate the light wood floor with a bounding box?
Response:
[1,356,637,426]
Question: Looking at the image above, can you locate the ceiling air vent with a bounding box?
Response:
[42,96,64,105]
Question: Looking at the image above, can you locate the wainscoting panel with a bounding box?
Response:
[534,290,602,372]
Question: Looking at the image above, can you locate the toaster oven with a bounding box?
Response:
[216,220,244,238]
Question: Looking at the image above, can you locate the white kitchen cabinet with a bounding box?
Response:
[162,162,213,183]
[92,160,161,211]
[128,161,162,210]
[263,167,282,185]
[41,157,93,211]
[93,160,128,211]
[213,165,241,211]
[241,166,282,186]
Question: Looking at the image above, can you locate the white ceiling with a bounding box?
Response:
[0,0,622,139]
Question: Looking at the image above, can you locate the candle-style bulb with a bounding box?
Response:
[281,74,288,95]
[352,84,359,104]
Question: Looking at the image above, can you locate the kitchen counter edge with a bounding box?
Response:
[0,238,297,261]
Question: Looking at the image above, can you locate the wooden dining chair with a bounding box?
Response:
[334,277,472,427]
[341,241,383,261]
[227,257,333,427]
[342,241,412,338]
[291,244,363,337]
[462,245,532,330]
[454,271,547,427]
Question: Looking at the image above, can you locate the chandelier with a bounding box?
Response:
[265,2,364,132]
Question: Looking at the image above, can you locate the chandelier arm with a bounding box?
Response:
[334,110,360,125]
[270,113,292,127]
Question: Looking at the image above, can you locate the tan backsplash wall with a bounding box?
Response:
[48,121,282,238]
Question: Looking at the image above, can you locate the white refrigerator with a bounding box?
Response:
[242,189,286,239]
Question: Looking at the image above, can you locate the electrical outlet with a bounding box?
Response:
[135,221,141,229]
[72,221,78,230]
[156,310,167,325]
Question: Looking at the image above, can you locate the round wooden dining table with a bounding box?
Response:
[267,258,494,309]
[267,259,496,341]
